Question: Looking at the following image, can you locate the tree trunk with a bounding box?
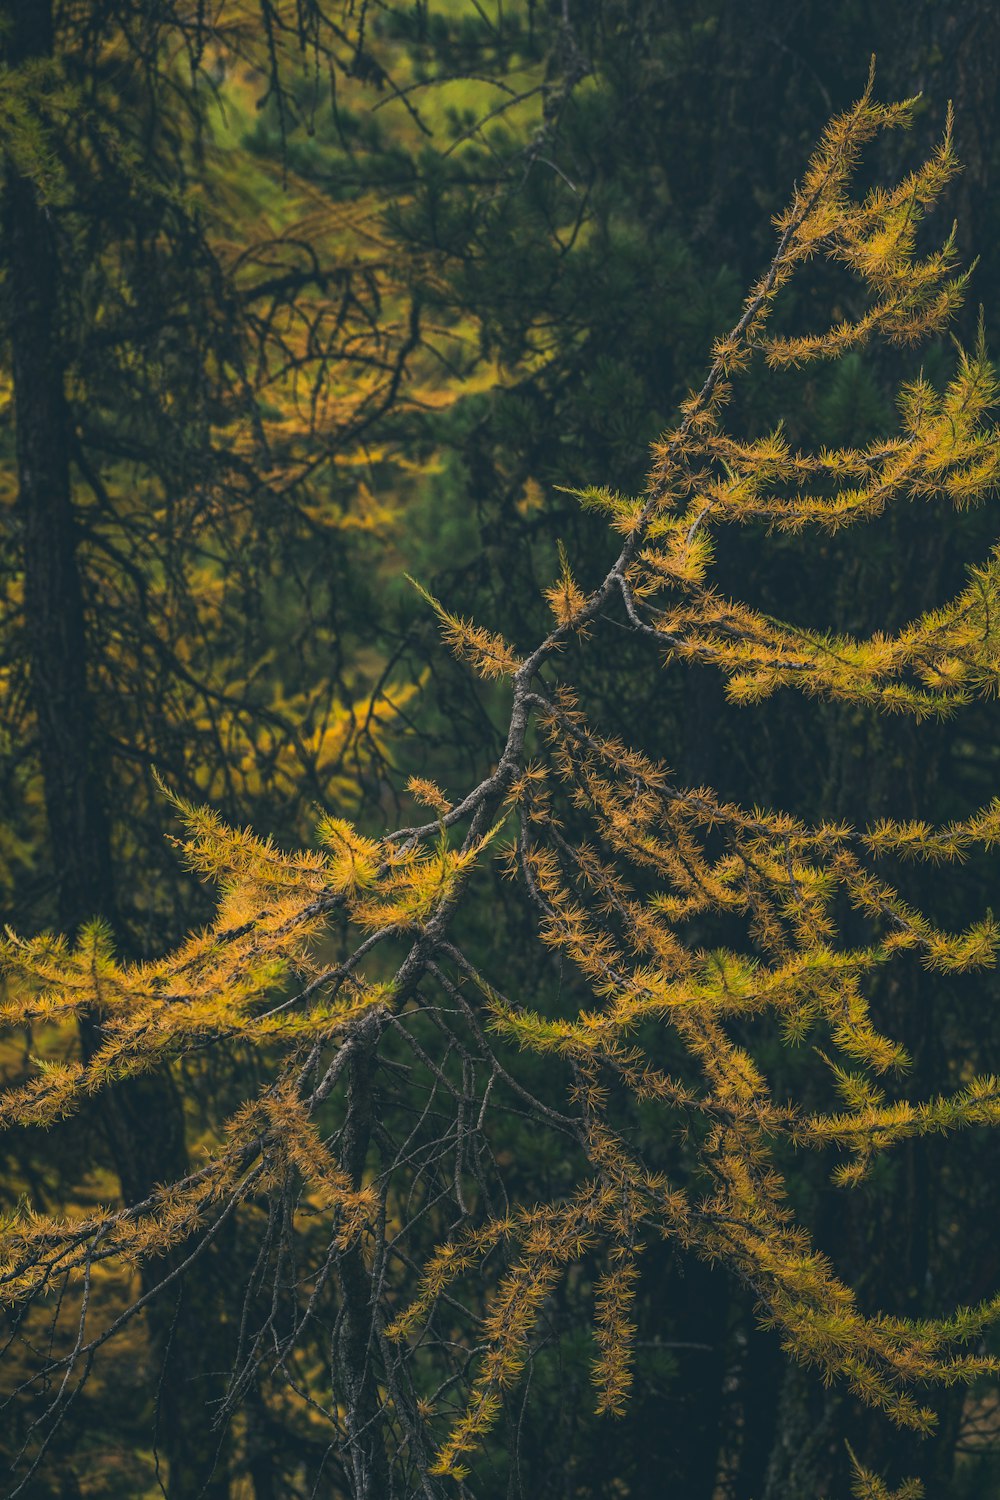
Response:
[3,1,117,938]
[732,1321,784,1500]
[761,1363,845,1500]
[335,1038,391,1500]
[2,4,229,1492]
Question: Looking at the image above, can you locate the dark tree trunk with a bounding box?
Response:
[2,4,229,1493]
[732,1321,784,1500]
[761,1365,846,1500]
[3,1,117,939]
[335,1038,392,1500]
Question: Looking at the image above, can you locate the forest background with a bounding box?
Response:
[3,1,1000,1497]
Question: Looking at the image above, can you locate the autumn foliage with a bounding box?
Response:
[4,62,1000,1500]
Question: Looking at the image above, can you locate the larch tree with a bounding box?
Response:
[0,3,613,1492]
[0,0,501,1490]
[4,63,1000,1500]
[391,10,1000,1491]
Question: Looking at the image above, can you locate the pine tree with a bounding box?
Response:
[5,62,1000,1500]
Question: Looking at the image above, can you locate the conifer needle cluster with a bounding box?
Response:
[3,73,1000,1493]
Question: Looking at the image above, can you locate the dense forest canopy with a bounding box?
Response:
[3,4,1000,1498]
